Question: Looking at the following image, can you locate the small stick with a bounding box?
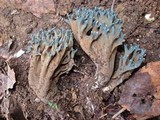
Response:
[99,113,108,119]
[112,107,126,119]
[111,0,116,11]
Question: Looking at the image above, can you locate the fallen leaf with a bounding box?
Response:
[7,0,56,17]
[0,62,16,99]
[0,58,16,119]
[6,63,16,89]
[0,34,12,59]
[119,61,160,119]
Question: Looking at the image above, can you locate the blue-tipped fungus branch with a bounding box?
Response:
[66,7,146,93]
[28,28,76,102]
[66,7,125,89]
[102,44,146,92]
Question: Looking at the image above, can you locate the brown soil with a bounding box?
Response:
[0,0,159,120]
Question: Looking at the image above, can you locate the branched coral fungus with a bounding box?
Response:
[27,28,76,102]
[103,44,146,93]
[66,7,125,88]
[63,7,146,118]
[113,44,146,78]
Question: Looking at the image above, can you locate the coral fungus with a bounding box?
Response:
[103,44,146,93]
[66,6,146,94]
[65,8,146,117]
[66,7,125,88]
[28,28,76,102]
[27,7,146,118]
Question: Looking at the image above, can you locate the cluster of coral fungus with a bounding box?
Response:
[27,7,146,108]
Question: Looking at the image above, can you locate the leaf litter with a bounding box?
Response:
[119,61,160,119]
[0,57,16,120]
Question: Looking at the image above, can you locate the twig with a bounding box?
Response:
[112,107,126,119]
[111,0,116,11]
[99,112,108,119]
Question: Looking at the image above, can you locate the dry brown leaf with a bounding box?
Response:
[119,61,160,119]
[6,63,16,89]
[0,60,16,119]
[0,62,16,99]
[7,0,56,17]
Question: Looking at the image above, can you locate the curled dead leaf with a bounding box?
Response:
[0,58,16,119]
[119,61,160,119]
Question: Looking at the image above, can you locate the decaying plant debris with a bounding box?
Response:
[28,28,76,103]
[0,57,16,120]
[119,61,160,119]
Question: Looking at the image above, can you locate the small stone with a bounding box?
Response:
[145,13,155,22]
[136,38,139,41]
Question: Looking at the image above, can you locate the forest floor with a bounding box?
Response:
[0,0,159,120]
